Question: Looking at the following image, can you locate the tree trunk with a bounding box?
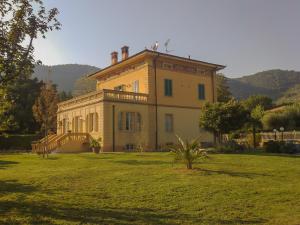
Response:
[187,161,192,169]
[252,125,256,149]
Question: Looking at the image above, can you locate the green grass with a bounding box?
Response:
[0,152,300,225]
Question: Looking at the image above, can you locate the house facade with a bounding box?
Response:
[56,47,225,152]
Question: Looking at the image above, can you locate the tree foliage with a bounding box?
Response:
[199,100,249,142]
[58,91,72,102]
[216,73,232,102]
[242,95,273,111]
[32,82,58,133]
[0,78,42,133]
[263,103,300,131]
[0,0,61,84]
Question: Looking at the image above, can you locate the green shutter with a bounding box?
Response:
[164,79,172,96]
[198,84,205,100]
[169,80,172,96]
[164,79,168,96]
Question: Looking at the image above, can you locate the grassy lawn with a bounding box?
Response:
[0,152,300,225]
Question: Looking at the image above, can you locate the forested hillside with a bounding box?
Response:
[227,69,300,101]
[33,64,99,92]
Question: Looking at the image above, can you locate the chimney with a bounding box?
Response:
[111,51,118,65]
[121,46,129,60]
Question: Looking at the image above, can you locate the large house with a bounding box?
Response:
[33,47,225,152]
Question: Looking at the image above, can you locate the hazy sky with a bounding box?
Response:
[34,0,300,78]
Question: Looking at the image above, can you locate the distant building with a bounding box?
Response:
[33,47,225,152]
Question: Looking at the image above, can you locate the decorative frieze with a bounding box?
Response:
[157,60,210,75]
[101,61,146,82]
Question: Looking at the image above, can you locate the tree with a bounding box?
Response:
[170,135,207,170]
[247,105,264,148]
[262,103,300,131]
[72,76,96,97]
[0,78,43,134]
[199,100,249,143]
[0,0,61,85]
[216,73,232,102]
[58,91,72,102]
[242,95,273,111]
[32,82,58,134]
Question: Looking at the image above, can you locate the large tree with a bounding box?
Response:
[0,0,61,84]
[199,99,248,143]
[242,95,273,111]
[216,73,232,102]
[0,78,43,133]
[32,82,58,134]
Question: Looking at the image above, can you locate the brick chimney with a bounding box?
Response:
[111,51,118,65]
[121,46,129,60]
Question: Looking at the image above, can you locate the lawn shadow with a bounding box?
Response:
[217,218,268,224]
[0,160,19,169]
[194,168,271,179]
[0,180,37,194]
[113,159,171,166]
[240,152,300,158]
[0,200,200,225]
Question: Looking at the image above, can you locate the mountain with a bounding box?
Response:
[228,69,300,101]
[33,64,99,92]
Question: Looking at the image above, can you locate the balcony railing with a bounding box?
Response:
[103,89,148,103]
[58,89,148,110]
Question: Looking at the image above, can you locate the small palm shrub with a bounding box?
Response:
[89,138,101,153]
[170,135,207,169]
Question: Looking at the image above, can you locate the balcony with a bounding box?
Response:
[58,89,149,111]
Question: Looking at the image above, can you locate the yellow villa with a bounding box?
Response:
[33,46,225,152]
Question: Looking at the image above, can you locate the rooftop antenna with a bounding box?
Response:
[151,41,159,51]
[164,39,174,53]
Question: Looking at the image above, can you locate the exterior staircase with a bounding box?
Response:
[32,133,93,154]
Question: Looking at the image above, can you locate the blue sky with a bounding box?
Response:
[34,0,300,77]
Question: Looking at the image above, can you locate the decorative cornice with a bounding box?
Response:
[156,60,213,75]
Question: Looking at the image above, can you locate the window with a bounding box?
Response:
[86,113,98,132]
[118,112,142,132]
[164,79,172,96]
[198,84,205,100]
[136,113,141,131]
[125,112,134,131]
[132,80,139,93]
[125,144,135,151]
[165,114,173,132]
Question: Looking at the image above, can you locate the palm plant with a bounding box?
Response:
[170,135,207,169]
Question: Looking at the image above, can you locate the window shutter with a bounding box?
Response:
[198,84,205,100]
[118,112,123,130]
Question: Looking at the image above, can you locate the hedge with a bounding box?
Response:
[0,134,41,151]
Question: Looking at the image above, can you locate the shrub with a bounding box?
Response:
[263,141,299,154]
[280,142,299,154]
[170,135,207,169]
[215,140,245,153]
[0,134,40,151]
[263,140,281,153]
